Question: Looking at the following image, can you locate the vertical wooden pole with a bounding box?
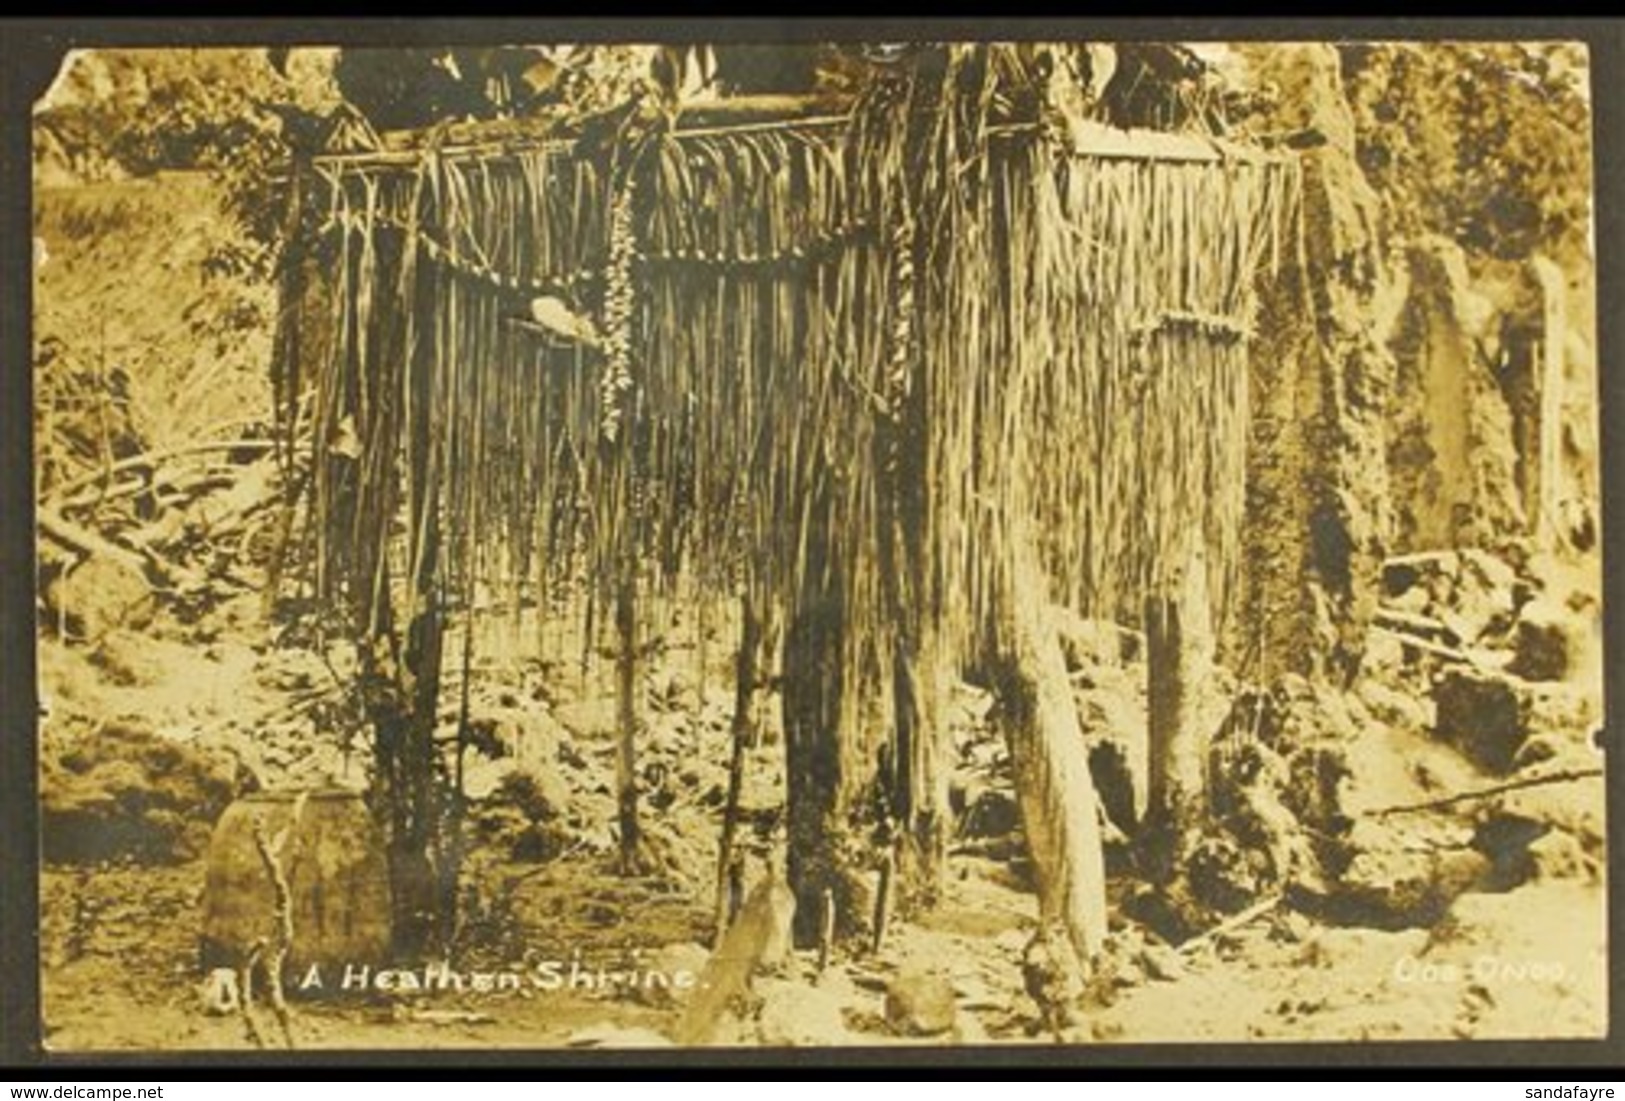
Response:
[615,452,642,875]
[1144,538,1213,883]
[604,157,643,877]
[714,590,761,937]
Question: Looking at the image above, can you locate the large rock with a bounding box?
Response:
[883,966,958,1037]
[200,788,392,976]
[552,697,619,741]
[1331,841,1489,928]
[50,554,157,641]
[1432,669,1528,774]
[1526,828,1599,883]
[492,707,570,769]
[1432,667,1597,776]
[484,764,572,819]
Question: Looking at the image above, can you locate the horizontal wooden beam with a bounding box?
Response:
[311,95,856,172]
[307,98,1288,176]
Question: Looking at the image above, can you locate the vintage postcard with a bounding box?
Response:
[26,35,1607,1055]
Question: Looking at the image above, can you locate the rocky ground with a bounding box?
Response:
[34,173,1607,1053]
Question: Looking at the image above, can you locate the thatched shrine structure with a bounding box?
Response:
[275,48,1301,975]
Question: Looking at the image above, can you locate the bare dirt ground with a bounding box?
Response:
[34,175,1607,1052]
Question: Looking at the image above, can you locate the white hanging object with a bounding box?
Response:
[527,295,603,350]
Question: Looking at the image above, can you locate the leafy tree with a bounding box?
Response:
[1340,42,1591,262]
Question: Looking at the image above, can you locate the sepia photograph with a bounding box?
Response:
[27,35,1605,1053]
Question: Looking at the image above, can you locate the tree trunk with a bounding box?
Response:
[781,485,878,948]
[359,548,445,960]
[1233,44,1393,687]
[988,535,1109,975]
[400,544,445,952]
[354,216,449,959]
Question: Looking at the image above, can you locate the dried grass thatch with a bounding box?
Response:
[294,103,1293,669]
[284,62,1298,939]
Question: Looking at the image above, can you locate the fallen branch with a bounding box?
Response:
[59,464,228,513]
[38,505,162,579]
[1370,623,1480,668]
[39,504,213,599]
[1384,549,1461,570]
[45,437,278,505]
[1178,892,1284,956]
[1366,767,1605,819]
[1374,606,1459,644]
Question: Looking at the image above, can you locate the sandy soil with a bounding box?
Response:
[35,580,1608,1050]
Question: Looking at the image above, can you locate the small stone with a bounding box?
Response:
[1508,598,1576,682]
[1270,908,1314,945]
[993,928,1028,955]
[1090,1019,1125,1041]
[756,977,851,1046]
[1527,828,1596,882]
[565,1026,673,1048]
[884,967,958,1037]
[1139,943,1185,982]
[54,556,158,640]
[199,968,240,1016]
[631,942,710,1009]
[1512,733,1561,770]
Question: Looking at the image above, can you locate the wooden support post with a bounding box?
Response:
[1143,539,1214,883]
[714,592,761,938]
[615,514,642,876]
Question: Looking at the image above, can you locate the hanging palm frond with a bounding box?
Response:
[288,72,1297,783]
